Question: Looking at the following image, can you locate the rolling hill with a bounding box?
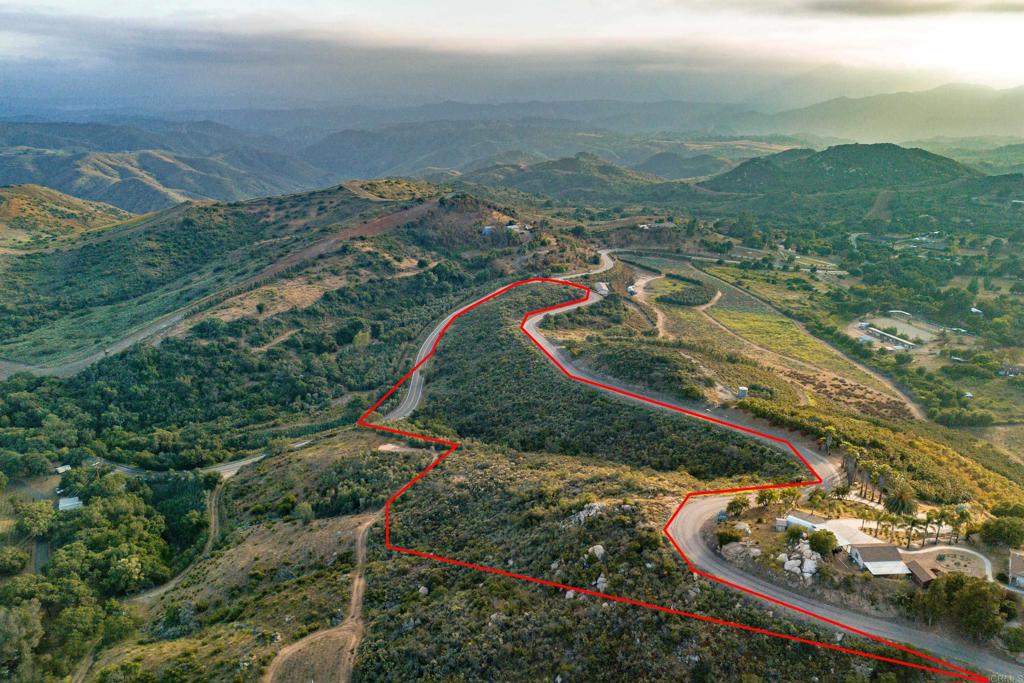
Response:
[633,152,734,180]
[0,147,330,212]
[462,152,663,202]
[0,183,401,365]
[0,184,130,248]
[0,121,332,212]
[701,143,981,194]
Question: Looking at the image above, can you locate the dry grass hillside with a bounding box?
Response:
[0,184,131,249]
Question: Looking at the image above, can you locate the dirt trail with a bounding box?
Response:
[632,271,666,336]
[263,513,379,683]
[696,289,722,312]
[341,181,388,202]
[130,483,223,607]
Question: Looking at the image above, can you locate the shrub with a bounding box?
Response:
[808,529,838,556]
[786,525,805,543]
[980,517,1024,547]
[0,546,29,575]
[716,530,742,547]
[1005,626,1024,653]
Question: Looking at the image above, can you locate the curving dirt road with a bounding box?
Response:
[262,512,379,683]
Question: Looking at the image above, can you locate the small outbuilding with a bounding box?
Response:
[54,464,71,475]
[785,510,828,532]
[906,559,936,588]
[57,496,83,512]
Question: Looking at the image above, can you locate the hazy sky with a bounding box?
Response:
[2,1,1023,111]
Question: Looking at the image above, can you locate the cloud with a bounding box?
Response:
[0,7,820,110]
[800,0,1024,15]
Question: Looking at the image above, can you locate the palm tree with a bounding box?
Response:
[933,508,949,545]
[870,509,885,538]
[884,483,916,516]
[953,504,971,543]
[905,516,919,549]
[924,510,937,546]
[868,467,881,503]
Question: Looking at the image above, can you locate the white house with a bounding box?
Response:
[54,464,71,475]
[1010,550,1024,589]
[57,496,83,512]
[785,510,828,532]
[849,543,909,576]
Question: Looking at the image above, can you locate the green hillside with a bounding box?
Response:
[0,184,131,249]
[0,184,391,364]
[463,152,663,202]
[702,143,980,194]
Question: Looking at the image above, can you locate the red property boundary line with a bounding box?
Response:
[357,277,986,683]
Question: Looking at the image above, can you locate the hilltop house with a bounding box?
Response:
[1010,550,1024,589]
[849,543,909,577]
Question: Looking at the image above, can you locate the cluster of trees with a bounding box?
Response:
[655,273,717,307]
[0,259,501,472]
[312,450,432,518]
[981,516,1024,548]
[906,573,1014,642]
[0,466,211,680]
[566,339,710,403]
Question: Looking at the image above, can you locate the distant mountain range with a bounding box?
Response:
[124,85,1024,143]
[6,84,1024,212]
[737,84,1024,142]
[0,121,330,212]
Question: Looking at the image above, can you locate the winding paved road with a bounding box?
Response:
[383,250,615,423]
[379,249,1023,680]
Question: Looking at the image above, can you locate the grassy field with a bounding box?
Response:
[708,309,886,387]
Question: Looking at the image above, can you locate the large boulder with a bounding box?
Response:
[588,544,607,561]
[784,559,803,574]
